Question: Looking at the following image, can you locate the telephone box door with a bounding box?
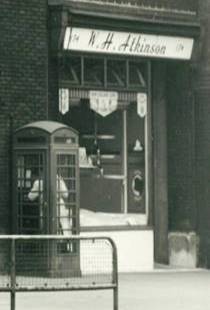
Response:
[14,151,48,234]
[51,150,79,236]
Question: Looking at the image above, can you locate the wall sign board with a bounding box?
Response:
[137,93,147,118]
[89,90,118,117]
[63,27,194,60]
[59,88,69,114]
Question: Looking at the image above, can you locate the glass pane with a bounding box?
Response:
[60,56,81,85]
[129,61,147,88]
[56,154,77,235]
[107,59,126,88]
[84,57,104,86]
[96,110,122,155]
[127,103,145,213]
[16,153,46,234]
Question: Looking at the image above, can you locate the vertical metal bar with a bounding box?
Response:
[113,284,118,310]
[81,56,84,86]
[145,60,153,226]
[144,63,149,222]
[191,88,197,232]
[75,150,80,235]
[10,239,16,310]
[126,59,129,88]
[9,116,14,233]
[19,155,23,233]
[122,109,128,213]
[104,58,107,89]
[111,239,118,310]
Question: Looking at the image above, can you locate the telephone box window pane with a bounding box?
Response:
[54,136,76,144]
[16,153,45,234]
[84,57,104,86]
[57,154,75,166]
[129,61,147,88]
[17,137,46,144]
[57,167,76,179]
[65,179,76,191]
[107,59,126,88]
[56,154,77,235]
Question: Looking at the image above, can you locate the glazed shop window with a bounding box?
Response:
[59,55,147,90]
[84,57,104,86]
[129,61,147,88]
[107,59,126,88]
[59,56,81,85]
[64,100,146,227]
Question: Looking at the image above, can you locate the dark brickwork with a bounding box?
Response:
[48,56,59,121]
[0,0,48,233]
[194,0,210,267]
[167,63,196,232]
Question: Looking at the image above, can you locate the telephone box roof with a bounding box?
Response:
[17,121,78,135]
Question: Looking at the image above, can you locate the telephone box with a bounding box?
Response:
[13,121,80,276]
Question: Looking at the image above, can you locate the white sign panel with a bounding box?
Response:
[59,88,69,114]
[63,27,194,60]
[89,91,118,117]
[137,93,147,118]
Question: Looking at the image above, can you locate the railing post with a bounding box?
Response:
[113,276,118,310]
[111,240,118,310]
[10,239,16,310]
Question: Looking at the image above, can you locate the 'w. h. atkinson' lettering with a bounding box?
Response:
[118,34,166,55]
[88,31,166,56]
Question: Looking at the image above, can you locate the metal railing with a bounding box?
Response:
[0,235,118,310]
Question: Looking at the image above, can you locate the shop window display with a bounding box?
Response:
[60,55,148,227]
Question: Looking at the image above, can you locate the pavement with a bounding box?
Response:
[1,268,210,310]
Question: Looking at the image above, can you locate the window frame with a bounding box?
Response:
[59,52,147,92]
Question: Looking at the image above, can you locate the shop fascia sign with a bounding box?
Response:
[63,27,194,60]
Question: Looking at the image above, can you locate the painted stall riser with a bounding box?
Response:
[81,230,154,273]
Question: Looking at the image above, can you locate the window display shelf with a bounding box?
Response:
[90,154,118,159]
[80,164,96,169]
[102,174,125,180]
[81,134,115,140]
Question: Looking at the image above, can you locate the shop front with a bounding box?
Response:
[49,1,199,271]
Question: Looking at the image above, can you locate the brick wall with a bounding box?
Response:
[195,0,210,267]
[0,0,48,233]
[167,62,196,233]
